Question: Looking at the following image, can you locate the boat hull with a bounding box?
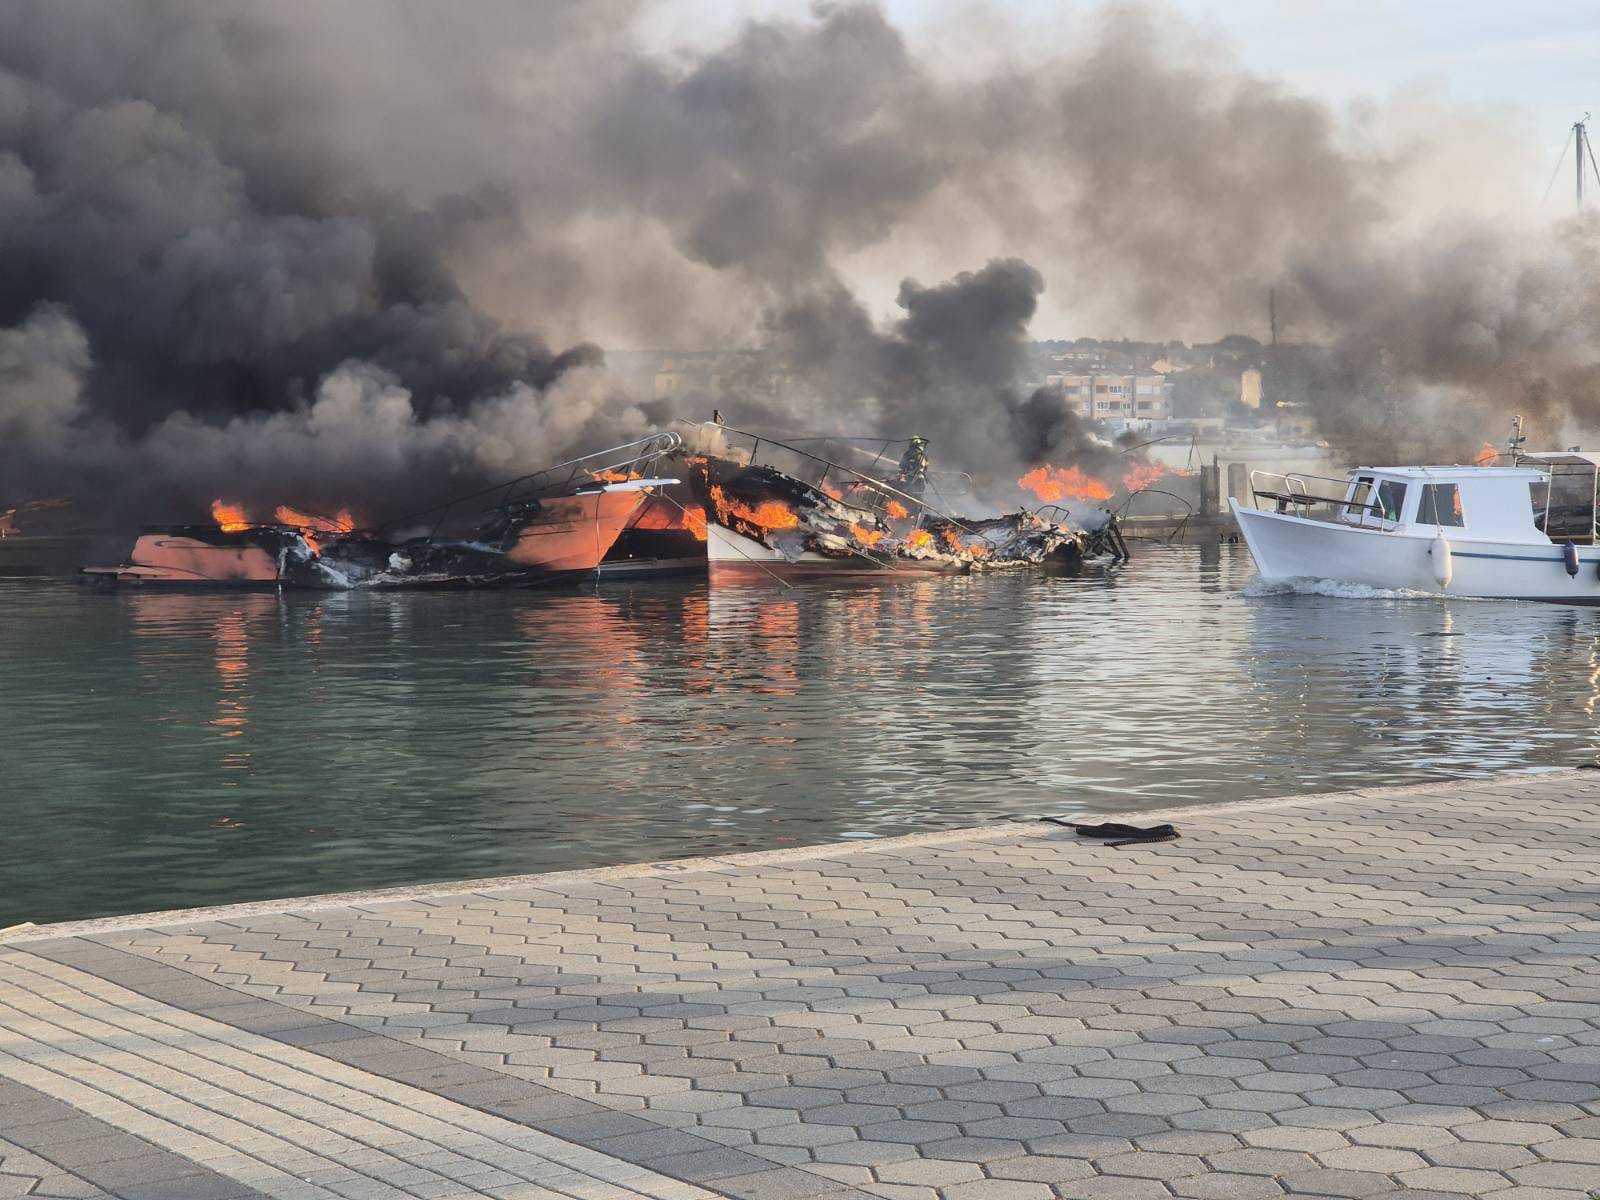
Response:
[84,537,281,588]
[83,491,648,590]
[1232,500,1600,603]
[599,494,707,578]
[505,491,648,573]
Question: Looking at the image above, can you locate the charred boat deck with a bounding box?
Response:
[681,423,1130,582]
[5,770,1598,1200]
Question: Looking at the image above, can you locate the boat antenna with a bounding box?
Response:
[1508,414,1526,465]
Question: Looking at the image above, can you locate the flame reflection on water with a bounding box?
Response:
[7,543,1600,923]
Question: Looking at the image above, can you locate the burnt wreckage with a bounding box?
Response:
[680,423,1129,580]
[82,435,683,590]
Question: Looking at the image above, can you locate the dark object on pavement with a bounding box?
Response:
[1043,817,1180,847]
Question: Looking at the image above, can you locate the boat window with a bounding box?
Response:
[1375,480,1407,522]
[1417,483,1464,527]
[1345,475,1375,518]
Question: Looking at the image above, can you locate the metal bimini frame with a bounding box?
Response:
[679,420,1045,537]
[680,422,940,523]
[1527,455,1600,544]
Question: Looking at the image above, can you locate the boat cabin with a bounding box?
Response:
[1250,457,1595,544]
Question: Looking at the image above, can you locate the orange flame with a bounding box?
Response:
[906,529,934,550]
[820,482,844,500]
[592,468,637,482]
[211,500,250,532]
[1121,460,1196,492]
[1121,461,1165,492]
[1472,443,1498,466]
[1018,465,1113,503]
[850,523,887,546]
[709,484,800,530]
[885,500,910,520]
[270,505,355,557]
[683,506,708,541]
[273,505,355,534]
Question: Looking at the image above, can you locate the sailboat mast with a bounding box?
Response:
[1578,117,1587,210]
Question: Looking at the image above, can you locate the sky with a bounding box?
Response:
[1162,1,1599,168]
[647,0,1600,214]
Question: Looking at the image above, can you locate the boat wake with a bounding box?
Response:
[1243,576,1448,602]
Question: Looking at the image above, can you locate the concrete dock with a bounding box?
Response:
[2,772,1597,1200]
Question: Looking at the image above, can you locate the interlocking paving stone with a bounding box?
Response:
[0,955,729,1199]
[0,1128,115,1199]
[0,1077,259,1199]
[4,771,1600,1198]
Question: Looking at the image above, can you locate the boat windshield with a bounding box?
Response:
[1343,476,1375,519]
[1246,470,1398,528]
[1374,480,1407,523]
[1340,475,1407,527]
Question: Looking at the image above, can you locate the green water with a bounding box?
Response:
[2,542,1592,924]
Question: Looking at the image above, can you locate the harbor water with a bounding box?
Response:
[2,540,1594,925]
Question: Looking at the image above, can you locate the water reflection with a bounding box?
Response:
[2,546,1596,924]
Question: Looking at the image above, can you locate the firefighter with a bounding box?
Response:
[895,436,929,498]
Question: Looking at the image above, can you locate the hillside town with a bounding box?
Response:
[634,334,1325,443]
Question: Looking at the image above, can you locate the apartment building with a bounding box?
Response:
[1044,373,1173,422]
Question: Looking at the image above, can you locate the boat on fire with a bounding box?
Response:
[1232,445,1600,603]
[598,491,708,579]
[82,435,682,590]
[681,422,1126,581]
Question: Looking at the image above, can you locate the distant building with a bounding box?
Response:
[1045,373,1173,423]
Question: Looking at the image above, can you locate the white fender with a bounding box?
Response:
[1429,534,1452,588]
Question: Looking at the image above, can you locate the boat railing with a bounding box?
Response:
[378,432,685,539]
[675,421,944,526]
[1247,469,1399,530]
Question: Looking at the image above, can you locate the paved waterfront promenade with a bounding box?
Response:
[2,773,1597,1200]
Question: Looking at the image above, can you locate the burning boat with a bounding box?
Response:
[598,491,709,579]
[679,423,1126,581]
[82,435,682,590]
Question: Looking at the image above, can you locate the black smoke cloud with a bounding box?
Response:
[0,1,635,518]
[2,0,1598,523]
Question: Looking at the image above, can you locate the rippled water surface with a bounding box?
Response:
[3,541,1595,924]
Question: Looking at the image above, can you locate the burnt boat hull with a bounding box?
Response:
[81,527,309,588]
[596,556,707,580]
[600,494,707,579]
[706,524,967,581]
[82,489,650,590]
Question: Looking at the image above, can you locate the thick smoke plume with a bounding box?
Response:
[2,0,1597,524]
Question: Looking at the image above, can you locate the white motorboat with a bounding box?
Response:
[1231,451,1600,603]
